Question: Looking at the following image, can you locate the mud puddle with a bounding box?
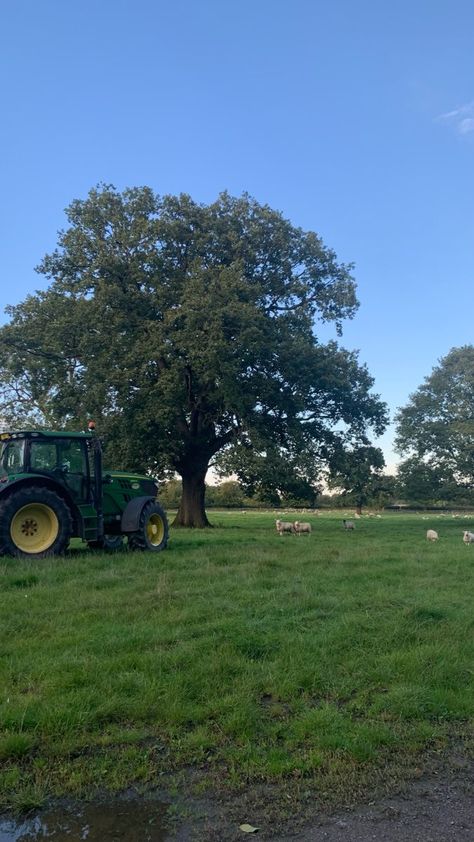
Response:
[0,799,169,841]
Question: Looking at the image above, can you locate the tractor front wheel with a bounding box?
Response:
[0,487,72,558]
[128,501,169,552]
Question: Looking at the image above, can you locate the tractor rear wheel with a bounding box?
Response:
[0,486,72,558]
[128,501,169,552]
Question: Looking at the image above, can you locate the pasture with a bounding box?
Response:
[1,510,474,812]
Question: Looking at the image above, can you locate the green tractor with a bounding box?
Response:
[0,428,169,558]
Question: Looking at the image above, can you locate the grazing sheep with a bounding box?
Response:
[342,519,355,530]
[294,521,312,535]
[463,531,474,544]
[276,519,295,535]
[426,529,439,542]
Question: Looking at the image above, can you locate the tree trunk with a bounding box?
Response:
[172,465,212,528]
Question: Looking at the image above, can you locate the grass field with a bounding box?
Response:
[1,510,474,812]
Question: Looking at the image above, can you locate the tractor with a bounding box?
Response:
[0,427,169,558]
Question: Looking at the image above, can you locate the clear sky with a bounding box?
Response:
[1,0,473,471]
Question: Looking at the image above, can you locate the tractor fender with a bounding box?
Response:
[121,496,156,532]
[0,475,81,528]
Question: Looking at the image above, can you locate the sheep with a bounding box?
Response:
[463,531,474,544]
[294,521,312,535]
[342,519,355,530]
[276,519,295,535]
[426,529,439,542]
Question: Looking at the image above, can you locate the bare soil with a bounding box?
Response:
[1,747,472,840]
[171,748,473,840]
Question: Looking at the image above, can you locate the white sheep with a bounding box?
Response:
[294,521,312,535]
[276,519,295,535]
[342,519,355,530]
[463,531,474,544]
[426,529,439,541]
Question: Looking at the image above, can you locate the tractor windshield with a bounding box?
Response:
[0,439,25,473]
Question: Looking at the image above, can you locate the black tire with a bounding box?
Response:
[88,534,125,552]
[128,501,169,552]
[0,486,73,559]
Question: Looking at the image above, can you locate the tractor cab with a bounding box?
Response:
[2,431,92,498]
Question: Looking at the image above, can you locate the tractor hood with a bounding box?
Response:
[105,471,158,498]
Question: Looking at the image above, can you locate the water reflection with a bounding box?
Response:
[0,800,169,841]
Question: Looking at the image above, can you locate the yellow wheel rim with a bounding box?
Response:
[146,513,164,547]
[10,504,59,554]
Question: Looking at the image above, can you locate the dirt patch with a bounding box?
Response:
[171,746,473,840]
[1,745,472,840]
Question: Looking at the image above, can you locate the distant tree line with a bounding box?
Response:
[159,468,474,511]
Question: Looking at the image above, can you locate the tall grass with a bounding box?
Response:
[1,511,473,809]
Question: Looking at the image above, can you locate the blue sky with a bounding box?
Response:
[1,0,473,471]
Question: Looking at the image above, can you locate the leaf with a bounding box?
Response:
[239,824,259,833]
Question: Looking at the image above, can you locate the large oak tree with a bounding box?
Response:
[0,186,387,526]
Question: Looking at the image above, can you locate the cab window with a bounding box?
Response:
[30,441,57,470]
[58,439,86,474]
[30,439,87,474]
[1,440,25,472]
[29,438,89,501]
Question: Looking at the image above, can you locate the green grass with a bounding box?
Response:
[1,510,474,810]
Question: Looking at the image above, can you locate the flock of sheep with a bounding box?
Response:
[276,519,312,535]
[276,519,474,543]
[275,518,356,535]
[427,529,474,544]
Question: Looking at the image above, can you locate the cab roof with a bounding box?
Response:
[0,430,93,440]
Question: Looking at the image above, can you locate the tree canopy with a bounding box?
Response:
[0,186,388,526]
[395,456,458,505]
[327,444,389,513]
[395,346,474,491]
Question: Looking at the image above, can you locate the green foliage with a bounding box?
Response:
[368,473,398,509]
[206,480,245,508]
[280,477,318,508]
[158,478,182,509]
[395,457,474,506]
[161,478,249,509]
[396,457,445,504]
[327,445,390,510]
[0,186,387,526]
[395,346,474,489]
